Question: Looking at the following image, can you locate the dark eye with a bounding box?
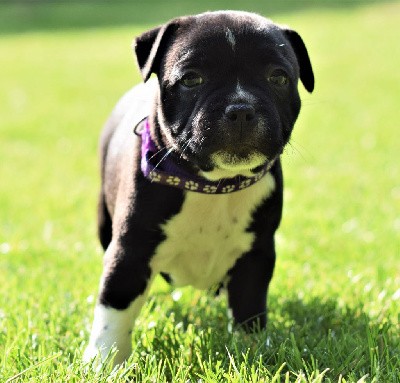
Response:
[268,70,289,86]
[180,72,204,88]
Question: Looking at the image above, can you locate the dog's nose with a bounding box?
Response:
[225,104,256,123]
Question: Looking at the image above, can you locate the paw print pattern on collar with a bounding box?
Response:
[139,119,275,194]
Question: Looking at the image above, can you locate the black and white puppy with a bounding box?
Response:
[84,11,314,365]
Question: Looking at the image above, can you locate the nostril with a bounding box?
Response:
[225,104,256,123]
[245,112,255,121]
[227,112,238,121]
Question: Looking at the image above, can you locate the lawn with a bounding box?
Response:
[0,1,399,382]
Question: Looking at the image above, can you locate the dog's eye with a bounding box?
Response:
[268,70,289,86]
[180,72,204,88]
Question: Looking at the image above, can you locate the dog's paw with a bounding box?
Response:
[84,303,135,366]
[82,343,102,364]
[83,342,131,370]
[82,345,117,375]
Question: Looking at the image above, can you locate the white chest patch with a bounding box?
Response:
[150,173,276,289]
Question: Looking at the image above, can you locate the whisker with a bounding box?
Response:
[197,136,206,151]
[180,137,194,159]
[149,146,168,161]
[285,140,313,164]
[153,148,174,171]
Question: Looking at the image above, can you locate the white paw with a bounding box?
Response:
[84,304,136,366]
[83,341,131,367]
[83,288,151,367]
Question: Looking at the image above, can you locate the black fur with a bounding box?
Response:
[88,11,314,354]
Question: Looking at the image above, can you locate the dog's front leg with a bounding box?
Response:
[227,242,276,331]
[84,240,153,365]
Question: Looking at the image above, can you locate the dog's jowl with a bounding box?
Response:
[84,11,314,365]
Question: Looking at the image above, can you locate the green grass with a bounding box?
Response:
[0,1,399,382]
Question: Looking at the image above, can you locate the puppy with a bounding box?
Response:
[84,10,314,365]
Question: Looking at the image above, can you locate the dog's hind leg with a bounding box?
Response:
[97,190,112,250]
[97,111,121,251]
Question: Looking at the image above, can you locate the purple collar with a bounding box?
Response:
[139,119,272,194]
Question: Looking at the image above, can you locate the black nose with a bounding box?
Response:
[225,104,256,123]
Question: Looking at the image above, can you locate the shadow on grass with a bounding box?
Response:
[136,293,398,381]
[0,0,392,35]
[271,297,398,377]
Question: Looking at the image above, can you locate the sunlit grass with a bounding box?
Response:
[0,1,399,382]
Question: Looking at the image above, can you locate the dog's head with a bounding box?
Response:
[134,11,314,178]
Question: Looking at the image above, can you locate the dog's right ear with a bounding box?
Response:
[134,22,179,82]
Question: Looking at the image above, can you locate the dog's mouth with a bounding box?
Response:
[195,150,268,180]
[170,126,282,180]
[212,150,267,170]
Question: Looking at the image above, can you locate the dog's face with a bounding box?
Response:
[135,11,314,176]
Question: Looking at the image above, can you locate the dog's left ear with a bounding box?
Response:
[134,22,179,82]
[283,29,315,93]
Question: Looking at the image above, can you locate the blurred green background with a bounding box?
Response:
[0,0,389,34]
[0,1,399,381]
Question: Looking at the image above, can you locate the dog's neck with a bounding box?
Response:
[136,119,274,194]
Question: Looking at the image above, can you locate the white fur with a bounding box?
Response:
[225,28,236,50]
[85,172,276,367]
[84,287,150,365]
[200,167,255,180]
[230,81,257,104]
[150,173,276,289]
[170,49,193,82]
[211,151,267,174]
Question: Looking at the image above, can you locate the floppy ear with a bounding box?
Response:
[133,22,179,82]
[283,29,315,93]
